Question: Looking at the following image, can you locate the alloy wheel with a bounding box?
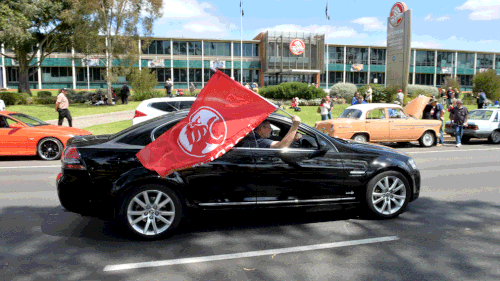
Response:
[371,176,407,215]
[490,131,500,144]
[127,190,176,236]
[38,138,62,160]
[420,132,435,147]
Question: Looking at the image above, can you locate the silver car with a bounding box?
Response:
[445,108,500,144]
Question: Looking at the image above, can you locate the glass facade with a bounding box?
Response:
[457,53,475,69]
[416,51,435,67]
[346,47,368,64]
[327,47,344,64]
[476,54,493,69]
[437,52,454,67]
[370,49,386,65]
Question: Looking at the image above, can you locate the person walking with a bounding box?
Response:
[55,88,72,127]
[429,97,445,146]
[165,78,173,98]
[446,87,455,109]
[325,95,334,119]
[450,99,469,147]
[121,83,130,104]
[319,98,330,121]
[189,82,196,96]
[365,86,373,103]
[440,88,447,105]
[477,89,487,109]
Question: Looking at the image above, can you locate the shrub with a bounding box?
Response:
[0,92,17,105]
[385,85,401,103]
[442,76,461,93]
[15,93,32,105]
[37,91,52,98]
[358,84,387,103]
[67,90,88,103]
[473,69,500,101]
[35,96,57,104]
[129,68,159,97]
[113,87,122,97]
[407,85,439,97]
[329,83,357,101]
[259,82,326,100]
[133,90,164,101]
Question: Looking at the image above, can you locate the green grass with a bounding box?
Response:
[83,120,132,135]
[8,102,140,121]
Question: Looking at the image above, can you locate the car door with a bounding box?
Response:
[0,116,30,155]
[365,108,390,141]
[388,108,414,140]
[251,119,347,206]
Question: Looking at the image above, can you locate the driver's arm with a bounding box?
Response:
[270,116,301,149]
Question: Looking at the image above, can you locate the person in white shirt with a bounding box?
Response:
[397,89,404,104]
[366,86,373,103]
[319,98,331,121]
[0,98,5,111]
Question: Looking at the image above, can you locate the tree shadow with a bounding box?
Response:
[1,198,499,280]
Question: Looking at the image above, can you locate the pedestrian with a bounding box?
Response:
[354,95,367,105]
[252,83,259,94]
[446,87,454,108]
[429,97,445,146]
[318,98,330,121]
[325,95,334,119]
[121,83,130,104]
[440,88,447,105]
[55,88,72,127]
[477,89,487,109]
[245,83,251,89]
[397,89,404,104]
[448,99,457,118]
[351,92,360,105]
[454,88,460,100]
[450,99,469,147]
[365,86,373,103]
[0,97,5,111]
[189,82,196,96]
[165,78,173,98]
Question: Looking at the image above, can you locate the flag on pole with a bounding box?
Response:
[136,70,277,178]
[240,0,244,16]
[326,1,330,20]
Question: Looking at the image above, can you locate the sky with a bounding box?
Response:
[153,0,500,53]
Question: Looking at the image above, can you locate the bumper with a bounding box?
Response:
[444,128,491,138]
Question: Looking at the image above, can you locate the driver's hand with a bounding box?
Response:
[292,115,301,127]
[294,133,302,141]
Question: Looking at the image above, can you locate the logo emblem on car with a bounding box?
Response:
[178,106,227,157]
[389,2,406,27]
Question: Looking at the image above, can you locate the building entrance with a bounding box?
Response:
[264,74,316,86]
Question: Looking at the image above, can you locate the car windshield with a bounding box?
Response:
[468,110,493,120]
[109,112,183,140]
[339,109,363,119]
[8,113,48,127]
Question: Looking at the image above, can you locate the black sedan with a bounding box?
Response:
[57,110,421,239]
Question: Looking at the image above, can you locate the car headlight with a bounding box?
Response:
[408,158,417,170]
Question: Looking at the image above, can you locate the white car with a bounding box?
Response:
[445,108,500,144]
[133,97,196,125]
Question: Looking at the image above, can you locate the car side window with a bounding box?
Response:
[151,120,180,141]
[0,116,17,128]
[494,113,499,122]
[257,119,319,150]
[388,108,406,118]
[150,102,178,112]
[179,101,194,110]
[367,109,386,119]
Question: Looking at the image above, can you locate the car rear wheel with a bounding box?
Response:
[365,171,410,219]
[352,134,368,142]
[418,131,435,147]
[37,137,63,160]
[119,184,183,240]
[488,130,500,144]
[461,136,471,144]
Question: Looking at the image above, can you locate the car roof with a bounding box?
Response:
[0,111,17,115]
[346,103,402,111]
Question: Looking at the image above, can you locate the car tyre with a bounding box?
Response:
[119,184,183,240]
[365,171,411,219]
[37,137,63,161]
[352,134,368,142]
[488,130,500,144]
[418,131,435,147]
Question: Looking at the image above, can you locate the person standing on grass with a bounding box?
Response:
[165,78,173,98]
[477,89,487,109]
[429,97,445,146]
[121,83,130,104]
[325,95,334,119]
[189,82,196,96]
[365,86,373,103]
[450,99,469,148]
[319,98,330,121]
[397,89,404,105]
[55,88,72,127]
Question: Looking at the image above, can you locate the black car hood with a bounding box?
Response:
[333,137,409,157]
[67,134,112,147]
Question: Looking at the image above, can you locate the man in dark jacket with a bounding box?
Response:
[121,83,130,104]
[450,99,469,147]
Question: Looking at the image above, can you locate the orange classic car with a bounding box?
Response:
[0,111,92,160]
[315,96,442,147]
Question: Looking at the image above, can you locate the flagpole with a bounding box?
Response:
[326,0,329,92]
[240,0,243,85]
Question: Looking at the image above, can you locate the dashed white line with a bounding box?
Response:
[0,165,60,169]
[406,147,500,154]
[103,236,399,272]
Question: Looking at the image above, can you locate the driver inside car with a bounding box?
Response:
[254,115,302,148]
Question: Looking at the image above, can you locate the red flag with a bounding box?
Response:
[136,71,277,177]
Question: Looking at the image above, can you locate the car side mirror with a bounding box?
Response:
[10,123,24,129]
[310,141,330,158]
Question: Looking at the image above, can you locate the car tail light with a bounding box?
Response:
[466,125,478,130]
[62,147,86,170]
[134,110,147,118]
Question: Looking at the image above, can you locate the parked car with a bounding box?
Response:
[444,108,500,144]
[315,96,441,147]
[57,110,421,239]
[0,111,92,160]
[133,97,196,125]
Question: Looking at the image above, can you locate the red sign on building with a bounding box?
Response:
[289,39,305,56]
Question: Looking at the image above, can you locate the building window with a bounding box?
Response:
[410,51,414,66]
[327,47,344,64]
[496,55,500,69]
[457,75,473,87]
[346,47,368,65]
[188,69,202,82]
[370,49,386,65]
[437,52,454,67]
[189,42,202,56]
[163,41,171,55]
[173,68,187,82]
[415,73,433,85]
[436,74,450,86]
[415,51,435,67]
[173,41,187,56]
[476,54,493,69]
[457,53,474,69]
[370,72,385,84]
[148,41,156,54]
[76,67,104,82]
[234,43,258,57]
[347,72,367,84]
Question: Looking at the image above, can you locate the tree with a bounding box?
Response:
[473,69,500,101]
[83,0,163,104]
[0,0,91,94]
[442,76,460,92]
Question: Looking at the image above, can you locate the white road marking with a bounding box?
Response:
[406,147,500,155]
[0,165,60,169]
[103,236,399,272]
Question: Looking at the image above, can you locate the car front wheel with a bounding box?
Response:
[352,134,368,142]
[419,131,435,147]
[37,137,63,160]
[365,171,411,219]
[119,184,183,239]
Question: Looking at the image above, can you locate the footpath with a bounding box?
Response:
[46,110,135,129]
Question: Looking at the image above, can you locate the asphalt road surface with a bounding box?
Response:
[1,140,499,281]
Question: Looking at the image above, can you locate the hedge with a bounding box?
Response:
[329,83,358,101]
[37,91,52,98]
[259,82,326,100]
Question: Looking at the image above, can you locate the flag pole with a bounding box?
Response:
[240,0,243,85]
[326,0,329,91]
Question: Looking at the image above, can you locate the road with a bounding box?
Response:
[1,140,499,281]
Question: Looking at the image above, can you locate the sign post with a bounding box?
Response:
[386,2,412,99]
